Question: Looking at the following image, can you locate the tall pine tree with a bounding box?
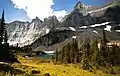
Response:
[0,10,5,45]
[4,30,8,44]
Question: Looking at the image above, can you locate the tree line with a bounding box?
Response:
[0,10,18,63]
[55,28,120,70]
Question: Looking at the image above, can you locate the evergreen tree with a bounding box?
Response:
[61,47,65,62]
[102,28,107,47]
[0,10,19,63]
[4,30,8,44]
[64,43,71,63]
[98,28,108,66]
[70,41,74,63]
[55,50,58,62]
[58,50,62,62]
[81,43,91,70]
[72,39,79,63]
[0,10,5,45]
[110,45,120,65]
[91,40,101,67]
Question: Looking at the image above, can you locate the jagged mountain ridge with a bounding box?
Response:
[61,1,117,27]
[6,16,59,47]
[31,1,120,51]
[6,1,120,49]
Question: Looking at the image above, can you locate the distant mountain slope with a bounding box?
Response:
[61,1,118,27]
[6,16,59,47]
[33,38,73,51]
[6,1,120,50]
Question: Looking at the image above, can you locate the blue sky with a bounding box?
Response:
[0,0,111,23]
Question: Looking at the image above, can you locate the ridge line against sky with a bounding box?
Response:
[0,0,111,23]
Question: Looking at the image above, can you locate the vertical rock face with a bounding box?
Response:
[61,1,98,27]
[6,1,120,49]
[6,16,60,47]
[74,1,88,16]
[43,16,60,29]
[62,1,116,27]
[7,21,30,42]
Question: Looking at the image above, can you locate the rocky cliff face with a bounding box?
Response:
[61,1,117,27]
[6,1,120,50]
[6,16,59,47]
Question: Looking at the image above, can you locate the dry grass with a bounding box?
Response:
[9,56,120,76]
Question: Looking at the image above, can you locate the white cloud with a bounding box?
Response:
[11,0,67,21]
[53,10,67,21]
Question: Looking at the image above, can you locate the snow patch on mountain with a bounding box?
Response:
[105,25,112,32]
[116,30,120,32]
[93,30,98,34]
[79,26,87,28]
[69,27,76,31]
[72,36,77,39]
[46,28,50,34]
[88,4,114,14]
[90,22,110,27]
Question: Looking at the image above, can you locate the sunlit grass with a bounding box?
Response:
[9,56,120,76]
[1,55,119,76]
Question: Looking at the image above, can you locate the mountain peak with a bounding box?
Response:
[33,16,40,21]
[35,17,39,19]
[74,1,84,10]
[32,16,43,23]
[73,1,88,16]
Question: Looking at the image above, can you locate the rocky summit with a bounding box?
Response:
[6,16,59,47]
[6,1,120,51]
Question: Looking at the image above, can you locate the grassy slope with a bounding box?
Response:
[9,56,119,76]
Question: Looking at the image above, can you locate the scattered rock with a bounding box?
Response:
[110,69,116,74]
[44,73,50,76]
[31,70,40,74]
[63,71,66,73]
